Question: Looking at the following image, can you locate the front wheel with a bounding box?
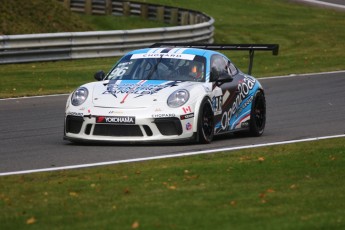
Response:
[196,98,214,144]
[249,90,266,136]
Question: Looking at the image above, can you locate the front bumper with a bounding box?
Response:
[64,110,196,143]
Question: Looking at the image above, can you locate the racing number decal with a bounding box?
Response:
[213,96,222,114]
[109,62,131,79]
[110,67,128,78]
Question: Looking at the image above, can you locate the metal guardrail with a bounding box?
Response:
[0,0,214,64]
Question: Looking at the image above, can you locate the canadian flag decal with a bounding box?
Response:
[182,106,192,114]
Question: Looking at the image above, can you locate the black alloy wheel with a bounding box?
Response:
[249,90,266,136]
[197,98,214,143]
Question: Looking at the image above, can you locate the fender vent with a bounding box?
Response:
[154,118,182,136]
[66,116,84,134]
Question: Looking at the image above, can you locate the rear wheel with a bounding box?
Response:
[196,98,214,144]
[249,90,266,136]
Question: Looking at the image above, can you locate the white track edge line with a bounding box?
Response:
[0,93,69,101]
[296,0,345,9]
[260,70,345,80]
[1,134,345,177]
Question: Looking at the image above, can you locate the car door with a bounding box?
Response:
[210,54,244,134]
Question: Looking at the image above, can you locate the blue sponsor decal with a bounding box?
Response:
[104,80,179,98]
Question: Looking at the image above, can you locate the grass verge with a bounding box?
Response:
[1,138,345,229]
[0,0,344,98]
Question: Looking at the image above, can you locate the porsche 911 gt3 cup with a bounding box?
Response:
[64,43,279,144]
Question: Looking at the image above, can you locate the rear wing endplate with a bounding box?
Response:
[150,43,279,75]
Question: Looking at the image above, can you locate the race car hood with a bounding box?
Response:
[91,80,199,108]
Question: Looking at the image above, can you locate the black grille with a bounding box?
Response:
[85,124,92,135]
[66,115,84,134]
[154,118,182,136]
[143,125,153,136]
[93,124,143,136]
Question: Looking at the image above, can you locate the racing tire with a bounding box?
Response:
[249,90,266,136]
[196,98,214,144]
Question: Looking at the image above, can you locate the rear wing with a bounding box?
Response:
[150,43,279,75]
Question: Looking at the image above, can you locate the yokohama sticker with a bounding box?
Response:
[96,116,135,124]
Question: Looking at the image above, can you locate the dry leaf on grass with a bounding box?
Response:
[230,200,237,206]
[258,157,265,162]
[26,217,36,224]
[69,192,78,197]
[132,220,139,229]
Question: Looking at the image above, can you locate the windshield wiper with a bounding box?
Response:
[145,55,163,80]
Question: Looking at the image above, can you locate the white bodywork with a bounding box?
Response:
[65,80,213,142]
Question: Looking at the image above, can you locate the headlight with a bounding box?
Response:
[71,87,89,106]
[167,89,189,108]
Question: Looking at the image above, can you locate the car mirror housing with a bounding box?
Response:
[210,67,232,83]
[94,70,105,81]
[217,72,233,82]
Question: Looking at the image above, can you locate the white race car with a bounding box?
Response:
[64,43,279,144]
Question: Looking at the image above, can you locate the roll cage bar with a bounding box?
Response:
[150,43,279,75]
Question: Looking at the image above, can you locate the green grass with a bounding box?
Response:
[0,0,92,34]
[1,138,344,229]
[0,58,117,97]
[0,0,169,35]
[0,0,344,98]
[78,14,170,30]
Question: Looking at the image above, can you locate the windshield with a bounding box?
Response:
[106,53,206,82]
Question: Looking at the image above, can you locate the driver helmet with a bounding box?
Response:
[189,62,203,80]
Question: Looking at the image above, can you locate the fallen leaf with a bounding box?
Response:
[290,184,297,189]
[240,156,251,161]
[69,192,78,197]
[168,185,177,190]
[132,220,139,229]
[230,200,237,206]
[329,155,336,161]
[184,175,198,181]
[266,188,275,193]
[258,157,265,162]
[26,217,36,225]
[124,188,130,194]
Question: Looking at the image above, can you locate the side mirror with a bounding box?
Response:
[218,72,233,82]
[210,67,232,83]
[94,70,105,81]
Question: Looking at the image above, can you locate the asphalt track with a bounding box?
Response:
[0,71,344,174]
